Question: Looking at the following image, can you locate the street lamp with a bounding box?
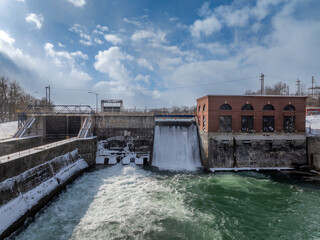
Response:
[88,91,99,113]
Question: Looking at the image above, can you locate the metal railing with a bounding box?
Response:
[23,105,94,115]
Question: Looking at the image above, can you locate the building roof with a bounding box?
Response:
[197,95,308,101]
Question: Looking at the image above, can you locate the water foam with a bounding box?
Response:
[152,124,202,171]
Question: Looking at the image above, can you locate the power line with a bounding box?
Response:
[50,76,257,93]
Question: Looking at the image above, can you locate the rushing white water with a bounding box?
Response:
[152,124,202,171]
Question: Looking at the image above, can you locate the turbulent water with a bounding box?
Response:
[11,165,320,240]
[152,125,202,171]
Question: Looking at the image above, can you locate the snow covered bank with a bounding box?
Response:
[95,140,149,166]
[0,150,89,238]
[0,121,18,139]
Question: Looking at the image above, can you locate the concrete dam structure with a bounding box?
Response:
[1,98,319,238]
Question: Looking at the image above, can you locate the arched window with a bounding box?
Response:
[198,106,201,112]
[220,104,232,110]
[241,104,254,110]
[203,105,206,111]
[284,105,295,111]
[263,104,275,110]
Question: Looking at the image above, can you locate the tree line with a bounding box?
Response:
[245,81,320,106]
[0,76,46,122]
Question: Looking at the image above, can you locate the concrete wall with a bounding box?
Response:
[95,115,155,130]
[94,115,155,163]
[0,137,97,239]
[0,136,43,157]
[307,137,320,170]
[0,138,97,182]
[198,129,307,169]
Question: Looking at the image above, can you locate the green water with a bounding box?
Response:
[11,165,320,240]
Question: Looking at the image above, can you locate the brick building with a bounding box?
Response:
[197,95,307,133]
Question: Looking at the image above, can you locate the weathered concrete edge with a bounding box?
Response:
[0,160,88,239]
[0,136,43,157]
[0,137,97,182]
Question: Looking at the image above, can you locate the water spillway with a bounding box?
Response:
[152,124,202,171]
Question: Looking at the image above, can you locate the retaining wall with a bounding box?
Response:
[0,137,97,239]
[198,130,307,169]
[0,136,43,157]
[307,137,320,170]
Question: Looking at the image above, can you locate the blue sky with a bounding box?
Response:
[0,0,319,109]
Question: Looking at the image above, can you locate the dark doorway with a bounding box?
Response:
[283,116,295,132]
[263,116,275,132]
[241,116,254,132]
[219,116,232,132]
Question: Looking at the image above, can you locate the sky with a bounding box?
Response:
[0,0,319,109]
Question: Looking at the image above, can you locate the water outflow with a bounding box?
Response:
[152,124,202,171]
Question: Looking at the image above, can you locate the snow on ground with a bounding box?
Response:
[0,121,18,139]
[95,140,147,165]
[306,115,320,136]
[0,152,88,235]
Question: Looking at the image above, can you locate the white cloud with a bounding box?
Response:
[58,42,66,47]
[197,42,229,55]
[94,38,104,44]
[216,6,250,27]
[131,30,166,46]
[66,0,86,7]
[94,46,134,82]
[190,15,221,37]
[45,43,88,68]
[169,17,179,22]
[96,24,109,32]
[25,13,44,29]
[79,39,92,46]
[0,30,15,46]
[104,34,122,45]
[123,18,142,28]
[135,74,151,84]
[69,24,93,46]
[137,58,154,71]
[0,30,92,104]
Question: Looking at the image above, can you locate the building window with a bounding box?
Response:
[284,105,295,111]
[219,116,232,132]
[203,104,206,111]
[241,104,254,110]
[198,116,201,126]
[263,104,275,110]
[203,116,206,130]
[284,116,295,132]
[263,116,275,132]
[198,106,201,112]
[241,116,254,132]
[220,104,232,110]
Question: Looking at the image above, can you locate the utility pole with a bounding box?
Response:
[48,85,51,105]
[296,79,301,95]
[45,85,51,105]
[312,76,314,98]
[45,86,48,105]
[260,73,265,95]
[88,91,99,113]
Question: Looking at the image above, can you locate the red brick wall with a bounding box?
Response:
[196,95,306,133]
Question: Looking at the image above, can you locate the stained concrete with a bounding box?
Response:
[198,130,307,169]
[0,136,43,157]
[307,137,320,170]
[0,138,97,182]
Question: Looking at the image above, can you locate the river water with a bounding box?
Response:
[11,165,320,240]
